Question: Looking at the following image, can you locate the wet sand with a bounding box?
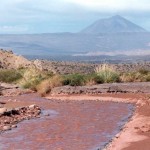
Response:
[0,94,134,150]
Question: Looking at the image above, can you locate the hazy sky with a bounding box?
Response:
[0,0,150,33]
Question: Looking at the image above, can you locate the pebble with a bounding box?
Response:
[3,125,11,131]
[11,124,17,128]
[29,104,35,109]
[0,107,7,115]
[44,113,50,116]
[115,133,120,138]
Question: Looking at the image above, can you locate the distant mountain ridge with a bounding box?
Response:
[80,15,146,34]
[0,15,150,58]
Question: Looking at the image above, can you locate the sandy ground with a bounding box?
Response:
[47,93,150,150]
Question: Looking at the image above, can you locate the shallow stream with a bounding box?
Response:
[0,94,134,150]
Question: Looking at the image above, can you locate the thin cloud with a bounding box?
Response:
[0,0,150,33]
[0,25,29,34]
[64,0,150,11]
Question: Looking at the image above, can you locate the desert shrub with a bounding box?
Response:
[45,71,54,77]
[145,74,150,82]
[95,64,120,83]
[22,77,43,90]
[85,74,96,85]
[120,70,150,82]
[20,68,47,90]
[85,73,103,85]
[63,74,86,86]
[0,69,22,83]
[36,79,51,96]
[48,75,63,88]
[120,72,139,82]
[36,75,62,96]
[138,69,149,75]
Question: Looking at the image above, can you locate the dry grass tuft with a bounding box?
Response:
[19,68,50,90]
[36,75,62,96]
[95,64,120,83]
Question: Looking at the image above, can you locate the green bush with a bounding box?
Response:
[95,64,120,83]
[85,73,103,84]
[0,69,22,83]
[19,68,57,91]
[63,74,86,86]
[97,70,120,83]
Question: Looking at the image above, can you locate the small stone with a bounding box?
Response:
[0,107,7,115]
[29,104,35,109]
[3,125,11,131]
[115,133,120,138]
[11,124,17,128]
[45,113,50,116]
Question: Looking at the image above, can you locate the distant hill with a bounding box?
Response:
[1,32,150,56]
[0,15,150,59]
[80,15,146,34]
[0,49,32,69]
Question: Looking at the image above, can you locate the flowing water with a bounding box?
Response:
[0,94,134,150]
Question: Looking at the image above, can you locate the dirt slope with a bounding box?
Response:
[0,49,32,69]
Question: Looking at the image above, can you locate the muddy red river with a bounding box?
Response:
[0,94,134,150]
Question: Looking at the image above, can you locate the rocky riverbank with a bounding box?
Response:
[50,82,150,95]
[0,82,33,96]
[0,104,41,132]
[0,82,41,132]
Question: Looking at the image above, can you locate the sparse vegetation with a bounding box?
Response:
[120,69,150,82]
[84,74,97,85]
[85,73,104,85]
[36,75,62,96]
[0,63,150,95]
[95,64,120,83]
[0,69,22,83]
[146,74,150,82]
[62,74,86,86]
[19,68,53,90]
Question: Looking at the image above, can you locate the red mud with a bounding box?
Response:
[0,94,134,150]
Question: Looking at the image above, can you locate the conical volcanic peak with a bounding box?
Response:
[81,15,146,34]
